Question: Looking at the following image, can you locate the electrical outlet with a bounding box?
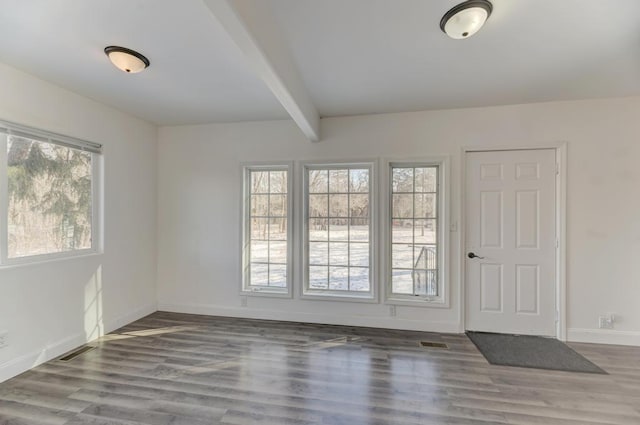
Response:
[0,331,8,349]
[389,305,396,317]
[599,315,615,329]
[240,296,248,307]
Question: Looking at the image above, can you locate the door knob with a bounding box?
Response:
[467,252,485,259]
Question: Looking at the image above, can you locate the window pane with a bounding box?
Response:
[306,165,371,294]
[269,194,286,217]
[349,169,369,193]
[392,194,413,218]
[250,263,268,286]
[349,194,369,218]
[269,265,287,287]
[414,245,437,270]
[329,267,349,290]
[309,218,328,241]
[309,242,328,265]
[309,169,328,193]
[329,194,348,217]
[392,244,413,269]
[251,194,269,216]
[329,169,349,193]
[392,168,413,192]
[309,194,328,217]
[269,241,287,264]
[251,171,269,193]
[349,268,369,291]
[270,171,287,194]
[328,219,349,241]
[349,243,369,267]
[349,218,369,242]
[414,219,436,244]
[389,165,440,298]
[415,194,436,218]
[250,240,268,263]
[7,136,92,258]
[250,217,268,240]
[245,168,289,291]
[268,218,287,241]
[414,270,438,296]
[392,270,413,294]
[415,167,437,193]
[392,219,413,243]
[309,266,328,289]
[328,242,349,266]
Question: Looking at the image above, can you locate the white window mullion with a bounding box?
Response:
[241,163,292,297]
[1,128,99,266]
[302,161,377,301]
[386,158,448,306]
[0,133,8,264]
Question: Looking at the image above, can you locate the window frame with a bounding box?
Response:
[240,162,294,298]
[300,160,378,302]
[384,157,449,307]
[0,121,102,267]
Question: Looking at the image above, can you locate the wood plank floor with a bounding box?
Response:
[1,311,639,425]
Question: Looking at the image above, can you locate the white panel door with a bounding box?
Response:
[466,149,556,336]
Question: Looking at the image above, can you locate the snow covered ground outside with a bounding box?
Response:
[249,225,437,295]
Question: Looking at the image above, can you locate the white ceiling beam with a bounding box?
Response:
[202,0,320,142]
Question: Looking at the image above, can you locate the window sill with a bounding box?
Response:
[241,288,292,299]
[385,296,448,308]
[300,291,378,304]
[0,250,102,270]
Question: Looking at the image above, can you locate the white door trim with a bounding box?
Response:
[459,143,567,340]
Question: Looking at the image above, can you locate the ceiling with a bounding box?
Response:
[0,0,639,126]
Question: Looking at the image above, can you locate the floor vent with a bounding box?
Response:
[419,341,449,349]
[59,345,95,361]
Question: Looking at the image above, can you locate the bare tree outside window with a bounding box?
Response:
[390,166,439,297]
[307,166,371,293]
[247,169,289,288]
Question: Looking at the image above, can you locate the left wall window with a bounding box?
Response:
[241,164,292,296]
[0,121,101,265]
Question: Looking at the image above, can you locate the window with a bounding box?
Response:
[303,163,375,299]
[0,121,101,265]
[241,164,292,296]
[387,162,446,303]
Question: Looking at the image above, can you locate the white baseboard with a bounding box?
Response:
[0,331,85,384]
[0,302,157,384]
[104,302,157,334]
[158,302,462,334]
[567,328,640,346]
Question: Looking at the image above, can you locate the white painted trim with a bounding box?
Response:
[567,328,640,347]
[0,133,8,264]
[239,161,294,298]
[0,303,156,383]
[299,160,379,302]
[158,302,460,333]
[202,0,320,142]
[460,143,568,339]
[0,137,103,267]
[103,303,157,333]
[381,156,450,307]
[0,332,85,383]
[556,144,568,341]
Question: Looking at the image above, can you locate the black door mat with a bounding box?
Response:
[467,331,606,374]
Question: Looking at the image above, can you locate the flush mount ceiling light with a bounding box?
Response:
[104,46,150,73]
[440,0,493,40]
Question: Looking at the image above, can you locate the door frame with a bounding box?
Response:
[460,143,568,340]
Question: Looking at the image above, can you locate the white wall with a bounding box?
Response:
[157,96,640,346]
[0,63,158,382]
